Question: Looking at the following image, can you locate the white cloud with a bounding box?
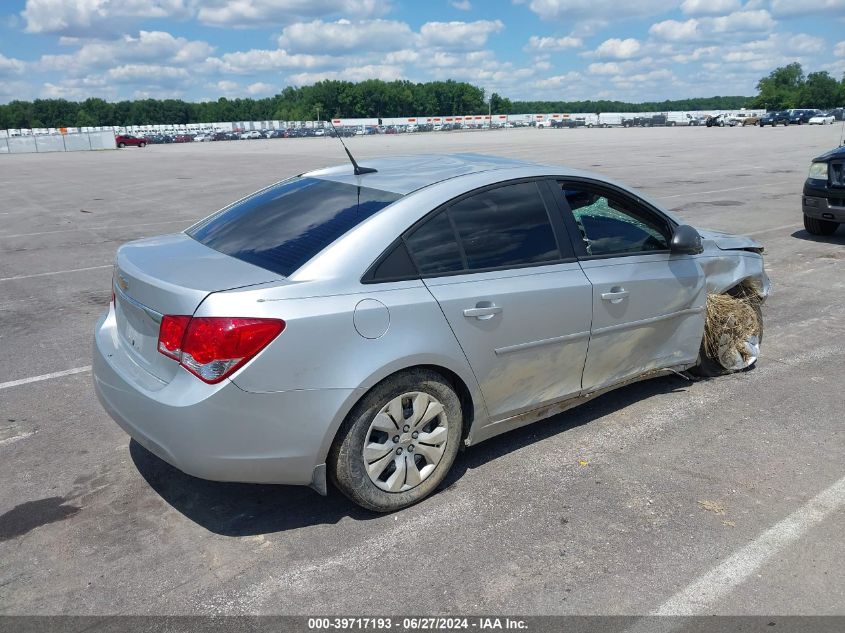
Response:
[210,48,335,73]
[1,80,33,102]
[247,81,275,95]
[787,33,825,54]
[0,54,26,76]
[21,0,190,35]
[196,0,389,27]
[384,49,420,64]
[835,41,845,57]
[427,50,494,68]
[39,31,213,74]
[105,63,190,84]
[650,10,775,42]
[533,71,581,89]
[278,19,414,54]
[587,58,655,75]
[592,37,642,59]
[215,79,240,93]
[521,0,676,21]
[680,0,740,15]
[449,0,472,9]
[288,64,404,84]
[419,20,504,50]
[769,0,845,16]
[649,19,699,42]
[616,68,674,83]
[524,35,583,51]
[710,10,775,33]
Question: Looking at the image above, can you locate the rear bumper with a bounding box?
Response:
[93,309,358,487]
[803,195,845,223]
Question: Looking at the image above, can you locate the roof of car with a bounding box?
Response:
[303,153,542,194]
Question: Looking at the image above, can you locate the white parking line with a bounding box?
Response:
[661,185,756,199]
[653,474,845,616]
[0,366,92,391]
[0,431,36,447]
[0,264,111,282]
[746,223,799,237]
[0,219,191,239]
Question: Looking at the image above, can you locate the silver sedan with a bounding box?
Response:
[93,154,769,512]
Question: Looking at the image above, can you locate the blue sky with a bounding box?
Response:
[1,0,843,104]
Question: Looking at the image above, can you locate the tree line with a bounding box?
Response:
[749,63,844,110]
[1,65,842,130]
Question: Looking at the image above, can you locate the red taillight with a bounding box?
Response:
[158,315,191,360]
[157,316,284,383]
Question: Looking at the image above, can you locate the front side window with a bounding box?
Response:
[559,184,670,257]
[188,177,402,277]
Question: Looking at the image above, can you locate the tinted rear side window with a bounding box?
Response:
[449,181,560,270]
[188,177,401,277]
[405,211,464,275]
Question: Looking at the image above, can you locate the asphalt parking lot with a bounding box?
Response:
[1,126,844,617]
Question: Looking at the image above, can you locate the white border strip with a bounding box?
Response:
[0,366,91,391]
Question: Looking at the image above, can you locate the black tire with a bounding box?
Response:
[139,142,146,148]
[117,142,125,148]
[803,214,838,236]
[692,298,763,378]
[329,369,463,512]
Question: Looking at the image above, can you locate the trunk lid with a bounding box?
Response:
[113,233,282,381]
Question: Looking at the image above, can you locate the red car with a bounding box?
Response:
[115,134,146,148]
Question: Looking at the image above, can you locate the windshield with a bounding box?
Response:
[188,177,402,277]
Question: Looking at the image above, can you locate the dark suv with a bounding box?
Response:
[789,109,821,125]
[803,145,845,235]
[759,111,790,126]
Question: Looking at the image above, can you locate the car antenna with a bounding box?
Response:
[326,119,377,175]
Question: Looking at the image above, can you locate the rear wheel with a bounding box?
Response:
[692,293,763,377]
[330,369,463,512]
[139,142,146,148]
[804,214,838,236]
[117,142,125,148]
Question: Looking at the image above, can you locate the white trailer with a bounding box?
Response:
[598,113,624,127]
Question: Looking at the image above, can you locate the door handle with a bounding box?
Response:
[463,305,503,320]
[601,289,629,304]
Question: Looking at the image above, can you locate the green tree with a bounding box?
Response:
[798,71,840,108]
[751,62,804,110]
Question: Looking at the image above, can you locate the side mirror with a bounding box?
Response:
[671,225,703,255]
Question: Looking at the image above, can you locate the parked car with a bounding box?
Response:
[803,144,845,235]
[727,112,759,126]
[758,111,790,127]
[93,154,769,512]
[808,113,835,125]
[788,109,821,125]
[239,130,263,140]
[705,114,726,127]
[115,135,146,148]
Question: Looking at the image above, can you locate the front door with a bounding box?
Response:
[553,181,706,391]
[404,180,593,421]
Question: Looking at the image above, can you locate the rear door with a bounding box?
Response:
[404,180,593,422]
[551,180,706,392]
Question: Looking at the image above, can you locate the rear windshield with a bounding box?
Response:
[187,177,402,277]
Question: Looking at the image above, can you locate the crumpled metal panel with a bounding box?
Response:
[697,229,771,300]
